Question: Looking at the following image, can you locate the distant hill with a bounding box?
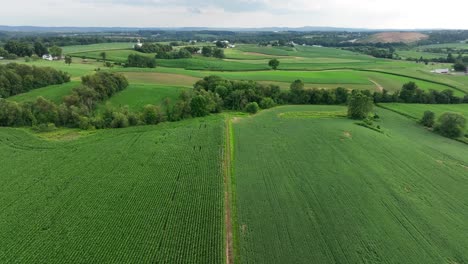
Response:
[363,32,429,43]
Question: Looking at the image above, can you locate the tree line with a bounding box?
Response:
[0,72,128,129]
[1,40,63,59]
[0,63,70,98]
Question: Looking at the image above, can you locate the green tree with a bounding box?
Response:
[435,112,466,138]
[190,95,210,117]
[100,52,107,62]
[259,97,275,109]
[399,82,418,103]
[268,59,280,70]
[33,42,48,57]
[202,46,213,57]
[245,102,259,114]
[49,46,62,57]
[420,111,435,127]
[213,48,225,58]
[65,56,72,66]
[453,61,466,72]
[347,91,373,119]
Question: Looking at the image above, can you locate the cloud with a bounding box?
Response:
[1,0,467,29]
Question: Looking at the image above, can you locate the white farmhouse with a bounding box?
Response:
[431,68,450,74]
[42,54,53,61]
[134,39,143,49]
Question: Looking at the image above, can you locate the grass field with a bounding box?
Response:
[7,81,80,104]
[97,83,187,112]
[62,42,135,54]
[69,49,155,63]
[380,103,468,119]
[233,105,468,264]
[0,116,225,263]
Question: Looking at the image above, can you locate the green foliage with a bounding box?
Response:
[0,63,70,98]
[435,112,466,138]
[420,110,435,127]
[126,54,156,68]
[259,97,275,109]
[4,40,33,57]
[135,42,172,54]
[347,91,373,119]
[65,56,72,65]
[268,58,280,70]
[453,61,466,72]
[245,102,260,114]
[49,46,63,57]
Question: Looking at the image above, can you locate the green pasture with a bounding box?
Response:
[62,42,135,54]
[97,83,187,112]
[7,81,80,104]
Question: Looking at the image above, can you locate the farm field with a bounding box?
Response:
[97,83,187,111]
[7,81,80,104]
[117,67,462,94]
[232,105,468,264]
[380,103,468,119]
[62,42,135,54]
[0,115,225,263]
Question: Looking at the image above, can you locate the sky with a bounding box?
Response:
[1,0,468,29]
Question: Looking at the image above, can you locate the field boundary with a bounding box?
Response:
[377,104,468,145]
[223,117,236,264]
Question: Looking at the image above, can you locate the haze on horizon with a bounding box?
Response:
[2,0,468,30]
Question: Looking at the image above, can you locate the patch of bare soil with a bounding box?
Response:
[343,131,352,138]
[367,32,429,43]
[368,79,384,92]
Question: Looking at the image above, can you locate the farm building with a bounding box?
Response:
[42,54,54,61]
[431,68,450,74]
[134,39,143,48]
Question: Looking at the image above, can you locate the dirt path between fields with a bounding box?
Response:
[224,118,234,264]
[369,79,384,92]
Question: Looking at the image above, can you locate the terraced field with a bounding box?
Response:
[0,116,225,263]
[233,105,468,264]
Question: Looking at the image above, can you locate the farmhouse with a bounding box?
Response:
[431,68,450,74]
[134,39,143,48]
[42,54,54,61]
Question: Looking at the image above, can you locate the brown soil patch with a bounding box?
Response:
[368,79,384,92]
[122,72,200,87]
[343,131,352,138]
[367,32,429,43]
[435,160,444,165]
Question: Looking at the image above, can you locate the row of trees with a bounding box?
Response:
[0,72,128,128]
[2,40,63,58]
[0,63,70,98]
[126,54,156,68]
[134,43,173,54]
[398,82,468,104]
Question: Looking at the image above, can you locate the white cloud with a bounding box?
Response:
[0,0,467,29]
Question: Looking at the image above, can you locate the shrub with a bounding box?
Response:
[435,112,466,138]
[420,111,435,127]
[33,122,57,132]
[259,97,275,109]
[110,112,129,128]
[245,102,260,114]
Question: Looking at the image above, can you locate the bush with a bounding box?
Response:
[33,123,57,132]
[259,97,275,109]
[420,111,435,127]
[245,102,260,114]
[435,112,466,138]
[110,112,129,128]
